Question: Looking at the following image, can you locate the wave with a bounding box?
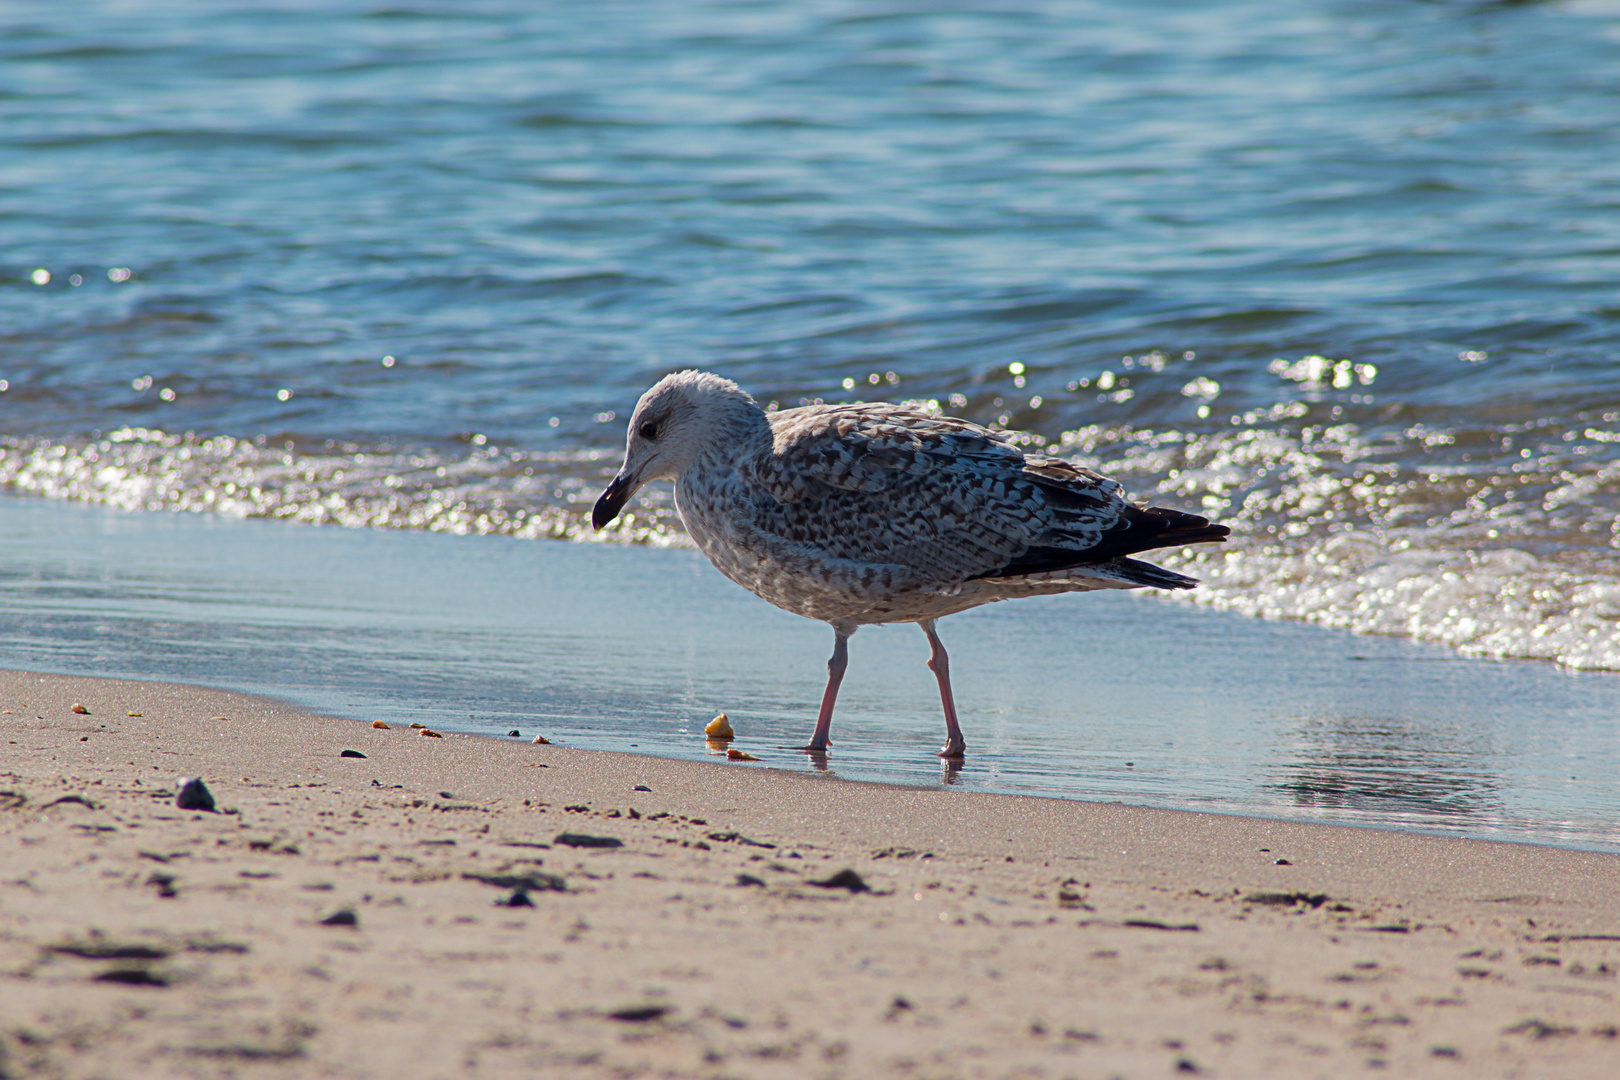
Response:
[4,403,1618,670]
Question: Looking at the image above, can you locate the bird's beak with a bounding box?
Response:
[592,470,640,531]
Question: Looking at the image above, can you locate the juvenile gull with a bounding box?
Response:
[592,371,1229,759]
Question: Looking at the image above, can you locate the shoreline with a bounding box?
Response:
[8,494,1619,853]
[4,667,1618,1078]
[2,659,1614,858]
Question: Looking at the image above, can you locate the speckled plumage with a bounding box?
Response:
[592,371,1228,758]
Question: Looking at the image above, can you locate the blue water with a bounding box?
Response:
[3,2,1619,842]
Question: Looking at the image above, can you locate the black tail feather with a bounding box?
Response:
[971,505,1228,581]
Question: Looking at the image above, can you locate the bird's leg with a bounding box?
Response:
[920,619,966,759]
[791,623,852,752]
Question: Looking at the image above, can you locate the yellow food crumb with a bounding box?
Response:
[704,713,735,739]
[727,748,759,761]
[371,720,390,729]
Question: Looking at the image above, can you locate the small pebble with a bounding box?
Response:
[704,713,735,739]
[608,1004,670,1023]
[555,833,624,849]
[340,749,366,759]
[532,734,551,745]
[419,728,443,738]
[319,909,359,927]
[71,703,90,715]
[727,748,759,761]
[175,776,216,812]
[127,711,142,717]
[508,729,521,737]
[371,720,390,729]
[809,868,870,893]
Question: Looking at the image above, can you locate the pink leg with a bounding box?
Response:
[791,624,851,752]
[920,619,966,759]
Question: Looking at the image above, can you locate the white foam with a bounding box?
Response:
[5,412,1618,670]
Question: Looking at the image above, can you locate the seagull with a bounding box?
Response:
[592,371,1229,759]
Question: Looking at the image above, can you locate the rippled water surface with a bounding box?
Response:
[3,2,1619,838]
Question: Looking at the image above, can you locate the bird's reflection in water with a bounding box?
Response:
[795,751,966,784]
[1273,714,1501,820]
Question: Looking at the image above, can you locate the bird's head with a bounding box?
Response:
[591,370,761,531]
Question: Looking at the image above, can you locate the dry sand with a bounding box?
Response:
[2,668,1616,1079]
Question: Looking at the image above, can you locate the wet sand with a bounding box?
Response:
[3,667,1617,1078]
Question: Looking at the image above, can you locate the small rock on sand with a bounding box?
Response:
[704,713,735,739]
[71,703,90,714]
[809,869,870,893]
[371,720,389,729]
[175,777,216,812]
[607,1004,670,1023]
[340,749,367,759]
[554,833,624,849]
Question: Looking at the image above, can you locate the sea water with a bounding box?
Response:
[3,2,1618,844]
[5,498,1618,851]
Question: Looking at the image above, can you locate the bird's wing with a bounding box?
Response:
[742,405,1200,583]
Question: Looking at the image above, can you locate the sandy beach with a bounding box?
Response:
[2,668,1616,1079]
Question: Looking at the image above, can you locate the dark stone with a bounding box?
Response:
[463,871,567,893]
[1246,892,1329,908]
[632,784,652,792]
[508,730,520,737]
[809,869,869,893]
[1123,919,1200,932]
[175,777,216,812]
[93,968,169,987]
[554,833,623,849]
[319,909,359,927]
[499,889,535,907]
[735,874,766,887]
[608,1004,670,1022]
[340,750,366,759]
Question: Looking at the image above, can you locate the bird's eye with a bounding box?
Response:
[638,420,660,440]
